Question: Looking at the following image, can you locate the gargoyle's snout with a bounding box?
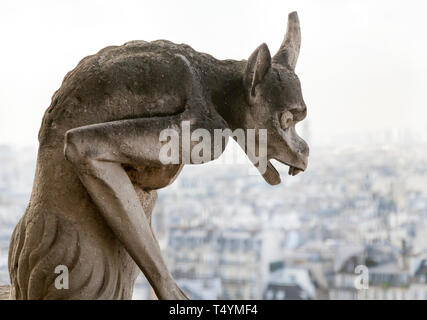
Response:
[293,132,309,167]
[286,126,309,169]
[287,140,309,176]
[272,108,309,170]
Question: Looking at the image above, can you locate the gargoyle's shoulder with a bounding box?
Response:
[59,39,227,92]
[95,39,199,58]
[72,39,224,71]
[120,39,213,62]
[120,39,223,66]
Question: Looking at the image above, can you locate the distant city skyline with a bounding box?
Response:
[3,140,427,299]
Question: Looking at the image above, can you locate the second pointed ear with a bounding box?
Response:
[244,43,271,97]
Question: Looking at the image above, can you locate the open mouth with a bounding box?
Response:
[261,159,305,186]
[287,165,304,176]
[275,158,305,176]
[255,112,307,185]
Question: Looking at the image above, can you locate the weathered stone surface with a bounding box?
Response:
[7,12,308,300]
[0,285,10,300]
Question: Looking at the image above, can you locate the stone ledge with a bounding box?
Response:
[0,285,10,300]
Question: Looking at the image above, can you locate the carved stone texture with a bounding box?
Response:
[8,12,309,299]
[0,285,10,300]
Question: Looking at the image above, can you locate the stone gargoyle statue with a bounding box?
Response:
[7,11,309,299]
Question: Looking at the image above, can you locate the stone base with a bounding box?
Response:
[0,285,10,300]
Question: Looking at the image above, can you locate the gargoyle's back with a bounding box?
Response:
[38,40,226,148]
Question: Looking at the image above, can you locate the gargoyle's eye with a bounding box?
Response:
[280,111,293,129]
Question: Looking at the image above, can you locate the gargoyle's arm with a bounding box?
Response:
[64,116,188,300]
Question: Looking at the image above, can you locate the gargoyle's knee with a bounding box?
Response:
[64,129,93,165]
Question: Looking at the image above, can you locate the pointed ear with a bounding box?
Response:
[244,43,271,97]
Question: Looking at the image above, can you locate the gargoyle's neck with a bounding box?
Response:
[209,60,249,131]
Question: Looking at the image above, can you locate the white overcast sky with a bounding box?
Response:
[1,0,426,147]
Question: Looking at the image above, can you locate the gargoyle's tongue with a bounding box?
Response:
[259,160,281,185]
[246,149,281,185]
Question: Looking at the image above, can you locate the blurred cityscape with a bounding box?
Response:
[1,129,427,300]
